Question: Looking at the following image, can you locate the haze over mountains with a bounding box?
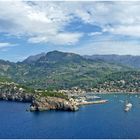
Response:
[0,51,140,90]
[84,55,140,68]
[23,51,140,68]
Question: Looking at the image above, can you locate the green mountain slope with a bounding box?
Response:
[0,51,134,90]
[93,71,140,92]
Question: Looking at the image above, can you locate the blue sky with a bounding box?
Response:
[0,1,140,62]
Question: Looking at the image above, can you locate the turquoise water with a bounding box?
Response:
[0,94,140,139]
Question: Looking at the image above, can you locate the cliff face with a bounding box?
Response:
[0,82,78,112]
[0,82,33,102]
[0,92,33,102]
[30,96,79,112]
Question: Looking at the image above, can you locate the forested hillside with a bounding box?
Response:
[0,51,139,91]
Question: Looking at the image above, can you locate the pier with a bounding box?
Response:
[78,100,108,105]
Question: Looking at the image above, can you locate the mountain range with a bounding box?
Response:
[84,54,140,68]
[0,51,140,91]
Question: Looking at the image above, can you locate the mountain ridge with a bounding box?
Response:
[0,50,139,90]
[84,54,140,68]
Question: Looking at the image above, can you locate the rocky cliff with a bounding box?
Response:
[0,82,78,112]
[30,96,79,111]
[0,91,33,102]
[0,82,33,102]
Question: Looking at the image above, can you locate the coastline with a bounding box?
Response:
[0,91,139,112]
[0,81,140,112]
[90,92,140,94]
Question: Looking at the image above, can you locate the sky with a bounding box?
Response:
[0,1,140,62]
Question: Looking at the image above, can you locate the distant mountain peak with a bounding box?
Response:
[46,50,76,56]
[84,54,140,68]
[23,52,46,63]
[36,50,84,63]
[21,50,84,66]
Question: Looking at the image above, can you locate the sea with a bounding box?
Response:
[0,94,140,139]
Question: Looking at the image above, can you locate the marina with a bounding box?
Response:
[78,99,108,105]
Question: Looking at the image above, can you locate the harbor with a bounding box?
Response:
[68,92,138,113]
[78,99,108,105]
[68,93,109,106]
[1,93,140,139]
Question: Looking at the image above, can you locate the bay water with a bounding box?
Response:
[0,94,140,139]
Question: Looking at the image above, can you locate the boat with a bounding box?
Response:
[78,99,108,105]
[86,95,101,100]
[93,95,101,99]
[124,102,132,112]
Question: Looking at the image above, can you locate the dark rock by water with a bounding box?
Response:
[30,96,79,112]
[0,82,78,112]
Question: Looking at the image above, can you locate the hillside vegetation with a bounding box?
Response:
[92,71,140,92]
[0,51,139,91]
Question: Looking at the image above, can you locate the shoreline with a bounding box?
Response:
[0,90,140,112]
[68,91,140,95]
[90,92,140,94]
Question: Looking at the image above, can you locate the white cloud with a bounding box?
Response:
[28,36,48,44]
[28,32,83,45]
[0,1,140,45]
[66,40,140,56]
[0,42,16,48]
[0,1,82,45]
[52,32,83,45]
[103,25,140,37]
[63,1,140,38]
[88,32,102,36]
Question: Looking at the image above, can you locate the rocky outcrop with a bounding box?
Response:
[0,92,33,102]
[0,82,33,102]
[30,96,79,112]
[0,82,79,112]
